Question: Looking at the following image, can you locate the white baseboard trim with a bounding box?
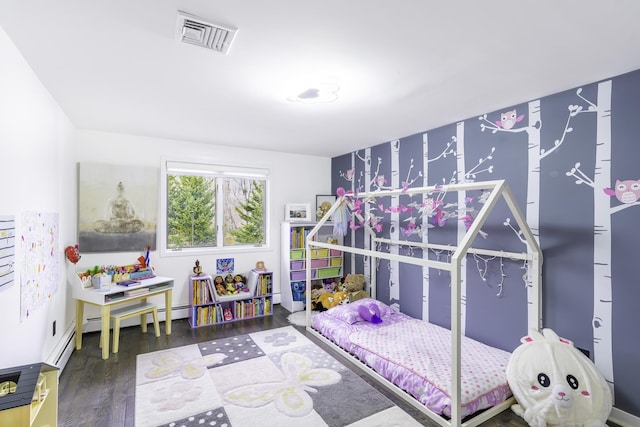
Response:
[46,322,76,373]
[609,407,640,427]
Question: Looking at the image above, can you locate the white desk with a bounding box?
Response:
[73,276,173,360]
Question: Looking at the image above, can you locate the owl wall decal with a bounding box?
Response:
[495,109,525,130]
[603,179,640,204]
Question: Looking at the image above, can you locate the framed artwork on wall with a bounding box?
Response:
[315,195,337,220]
[285,203,311,222]
[78,162,158,253]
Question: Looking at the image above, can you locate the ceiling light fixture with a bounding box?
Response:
[287,82,340,104]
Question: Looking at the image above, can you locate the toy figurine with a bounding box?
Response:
[223,308,233,321]
[193,259,203,276]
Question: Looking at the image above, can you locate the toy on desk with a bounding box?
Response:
[193,259,204,276]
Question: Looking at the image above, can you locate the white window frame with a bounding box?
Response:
[159,157,270,257]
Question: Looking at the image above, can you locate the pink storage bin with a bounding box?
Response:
[330,249,341,256]
[310,259,328,268]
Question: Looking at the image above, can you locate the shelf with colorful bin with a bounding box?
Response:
[281,221,343,313]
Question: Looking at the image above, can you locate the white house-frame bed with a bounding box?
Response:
[302,179,542,427]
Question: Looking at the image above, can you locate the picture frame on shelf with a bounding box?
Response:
[315,195,337,220]
[285,203,311,222]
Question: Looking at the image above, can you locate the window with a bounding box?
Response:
[161,160,269,254]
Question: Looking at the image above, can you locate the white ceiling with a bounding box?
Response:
[1,1,639,157]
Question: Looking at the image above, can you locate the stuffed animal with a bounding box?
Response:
[343,274,368,302]
[358,303,382,323]
[223,308,233,321]
[315,291,349,311]
[506,328,612,427]
[310,284,328,310]
[291,282,305,301]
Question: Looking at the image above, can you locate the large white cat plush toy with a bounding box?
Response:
[506,328,612,427]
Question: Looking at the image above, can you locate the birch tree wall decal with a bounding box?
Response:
[564,81,616,401]
[479,99,542,332]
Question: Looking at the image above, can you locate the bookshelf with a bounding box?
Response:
[280,221,343,312]
[188,271,273,328]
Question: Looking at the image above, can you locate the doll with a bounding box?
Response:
[214,275,226,295]
[234,274,247,292]
[225,274,237,294]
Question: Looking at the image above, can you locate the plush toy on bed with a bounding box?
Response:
[506,328,612,427]
[315,290,349,311]
[343,274,368,302]
[357,302,382,323]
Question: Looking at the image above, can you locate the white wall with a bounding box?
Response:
[72,130,331,329]
[0,23,331,368]
[0,26,76,368]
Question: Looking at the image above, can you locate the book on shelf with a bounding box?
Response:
[192,277,214,305]
[125,287,149,297]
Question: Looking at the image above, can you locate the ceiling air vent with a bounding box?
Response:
[175,11,237,55]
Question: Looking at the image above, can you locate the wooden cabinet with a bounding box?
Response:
[188,271,273,327]
[281,221,342,312]
[0,363,58,427]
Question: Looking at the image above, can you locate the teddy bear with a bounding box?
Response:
[343,274,368,302]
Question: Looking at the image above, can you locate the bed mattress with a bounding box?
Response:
[311,302,512,418]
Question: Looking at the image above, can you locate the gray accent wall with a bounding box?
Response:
[331,68,640,416]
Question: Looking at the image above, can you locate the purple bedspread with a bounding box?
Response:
[311,308,512,418]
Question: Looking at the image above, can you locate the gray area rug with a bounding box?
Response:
[135,326,421,427]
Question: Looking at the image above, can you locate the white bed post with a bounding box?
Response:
[450,255,462,425]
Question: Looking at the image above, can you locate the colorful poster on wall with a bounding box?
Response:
[216,258,234,274]
[20,211,59,320]
[0,215,16,290]
[78,162,158,252]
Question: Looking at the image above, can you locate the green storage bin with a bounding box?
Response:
[316,267,341,279]
[290,249,304,260]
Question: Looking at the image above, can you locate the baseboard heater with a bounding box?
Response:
[47,322,76,373]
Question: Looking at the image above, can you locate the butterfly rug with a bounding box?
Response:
[135,326,421,427]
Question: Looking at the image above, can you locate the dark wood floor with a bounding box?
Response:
[58,305,617,426]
